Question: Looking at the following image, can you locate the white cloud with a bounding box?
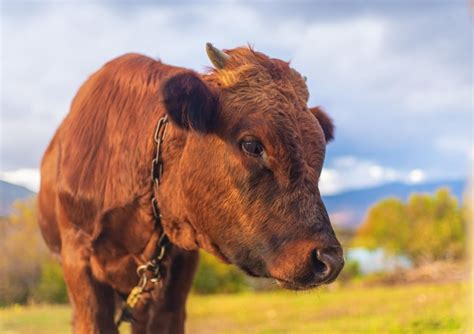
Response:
[407,169,425,184]
[0,168,40,192]
[319,155,427,195]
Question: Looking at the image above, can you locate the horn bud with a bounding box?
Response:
[206,42,230,69]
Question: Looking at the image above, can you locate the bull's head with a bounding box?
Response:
[159,43,344,290]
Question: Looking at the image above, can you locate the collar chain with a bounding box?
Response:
[116,115,170,325]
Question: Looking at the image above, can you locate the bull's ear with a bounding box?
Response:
[162,71,217,133]
[309,107,335,143]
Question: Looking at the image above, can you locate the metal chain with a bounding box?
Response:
[116,115,169,326]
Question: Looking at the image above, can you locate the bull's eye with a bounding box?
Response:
[241,139,264,157]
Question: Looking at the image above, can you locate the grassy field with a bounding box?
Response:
[0,281,471,334]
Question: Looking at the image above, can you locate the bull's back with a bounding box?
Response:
[38,131,61,254]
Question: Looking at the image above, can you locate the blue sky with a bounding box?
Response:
[0,1,472,194]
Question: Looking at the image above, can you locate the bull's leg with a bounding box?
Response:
[132,249,198,334]
[61,228,118,334]
[129,299,151,334]
[66,285,77,329]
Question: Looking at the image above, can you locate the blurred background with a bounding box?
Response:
[0,1,472,333]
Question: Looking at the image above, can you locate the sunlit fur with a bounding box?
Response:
[37,46,342,333]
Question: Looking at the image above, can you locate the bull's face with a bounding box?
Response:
[161,44,344,290]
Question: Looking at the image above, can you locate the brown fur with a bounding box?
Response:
[38,46,343,333]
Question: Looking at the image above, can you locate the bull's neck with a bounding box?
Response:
[151,120,202,251]
[153,119,187,209]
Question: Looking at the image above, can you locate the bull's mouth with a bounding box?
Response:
[235,259,341,290]
[271,264,343,290]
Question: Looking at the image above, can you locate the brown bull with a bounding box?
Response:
[38,43,344,333]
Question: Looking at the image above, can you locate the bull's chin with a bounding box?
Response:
[274,278,322,291]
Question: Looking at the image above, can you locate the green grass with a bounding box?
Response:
[0,282,471,334]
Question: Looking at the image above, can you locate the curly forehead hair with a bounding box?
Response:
[206,45,309,103]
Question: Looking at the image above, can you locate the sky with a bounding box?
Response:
[0,0,472,194]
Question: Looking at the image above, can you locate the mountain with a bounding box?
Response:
[322,179,467,229]
[0,180,35,216]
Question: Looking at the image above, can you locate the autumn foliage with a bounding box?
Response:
[353,188,467,265]
[0,198,67,305]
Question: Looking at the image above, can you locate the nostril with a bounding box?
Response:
[311,249,329,276]
[314,248,345,284]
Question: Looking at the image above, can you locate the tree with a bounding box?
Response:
[406,189,465,263]
[352,188,466,265]
[353,197,410,254]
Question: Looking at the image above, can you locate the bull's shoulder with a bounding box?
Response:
[54,53,178,224]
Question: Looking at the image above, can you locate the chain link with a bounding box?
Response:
[151,116,168,187]
[116,115,169,326]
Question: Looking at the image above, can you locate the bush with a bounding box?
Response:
[192,251,250,294]
[32,260,68,304]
